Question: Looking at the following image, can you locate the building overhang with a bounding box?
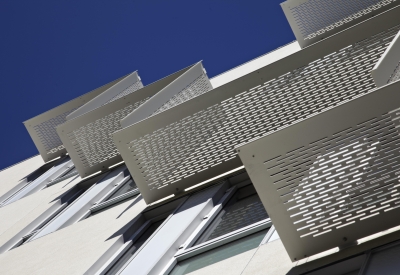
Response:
[113,6,400,204]
[237,79,400,261]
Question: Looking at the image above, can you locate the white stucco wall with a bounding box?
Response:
[0,176,78,249]
[0,195,146,275]
[0,155,44,199]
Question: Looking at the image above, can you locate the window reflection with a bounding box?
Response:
[170,229,268,275]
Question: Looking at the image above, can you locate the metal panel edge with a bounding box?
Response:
[120,62,209,128]
[372,30,400,87]
[67,71,141,120]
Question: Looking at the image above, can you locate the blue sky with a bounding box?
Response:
[0,0,294,170]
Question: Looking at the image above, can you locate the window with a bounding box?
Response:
[0,158,59,206]
[364,241,400,275]
[47,166,79,186]
[170,229,268,275]
[106,219,166,274]
[26,159,58,183]
[302,254,365,275]
[98,197,185,275]
[161,171,272,275]
[28,168,120,242]
[194,184,269,245]
[88,175,139,217]
[105,178,137,202]
[1,172,103,253]
[1,157,73,207]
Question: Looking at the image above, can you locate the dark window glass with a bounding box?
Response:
[195,185,269,245]
[364,242,400,275]
[304,254,365,275]
[170,229,268,275]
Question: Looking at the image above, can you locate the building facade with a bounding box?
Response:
[1,1,400,274]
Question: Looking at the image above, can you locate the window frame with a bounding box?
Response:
[93,196,189,275]
[160,178,273,275]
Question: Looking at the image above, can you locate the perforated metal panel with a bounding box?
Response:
[114,18,400,204]
[281,0,399,48]
[57,66,196,177]
[24,75,127,162]
[152,71,212,115]
[67,71,143,120]
[120,62,212,128]
[106,80,143,104]
[237,80,400,261]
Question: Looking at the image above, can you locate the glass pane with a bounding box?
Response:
[170,229,268,275]
[195,185,269,245]
[107,179,137,201]
[306,254,364,275]
[106,219,165,275]
[364,243,400,275]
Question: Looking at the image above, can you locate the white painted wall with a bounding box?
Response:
[0,196,146,275]
[0,155,44,200]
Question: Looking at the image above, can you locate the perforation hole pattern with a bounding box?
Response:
[67,98,149,168]
[105,80,144,105]
[206,194,269,241]
[264,107,400,238]
[152,73,212,115]
[288,0,396,40]
[389,61,400,83]
[127,26,399,192]
[33,109,77,153]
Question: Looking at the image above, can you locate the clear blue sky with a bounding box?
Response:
[0,0,294,170]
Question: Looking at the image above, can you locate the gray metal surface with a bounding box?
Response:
[372,30,400,87]
[120,62,212,128]
[24,76,127,162]
[281,0,399,48]
[57,66,193,177]
[390,61,400,83]
[67,71,143,120]
[237,80,400,261]
[113,8,400,204]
